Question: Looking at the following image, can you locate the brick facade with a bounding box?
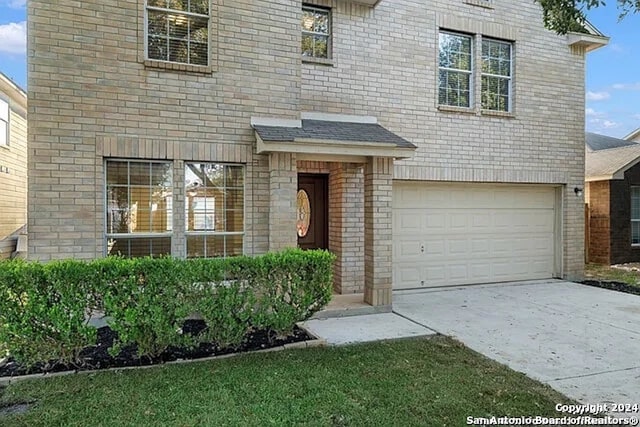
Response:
[587,181,610,264]
[589,163,640,265]
[28,0,593,303]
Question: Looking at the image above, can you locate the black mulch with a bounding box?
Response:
[0,320,313,378]
[580,279,640,296]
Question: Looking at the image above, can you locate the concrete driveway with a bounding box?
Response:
[393,280,640,406]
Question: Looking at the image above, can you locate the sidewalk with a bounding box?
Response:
[302,312,435,345]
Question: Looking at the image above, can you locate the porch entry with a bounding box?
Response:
[297,173,328,250]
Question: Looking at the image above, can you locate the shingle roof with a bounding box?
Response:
[586,132,638,151]
[586,143,640,179]
[253,119,416,149]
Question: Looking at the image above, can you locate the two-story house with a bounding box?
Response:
[27,0,607,307]
[0,72,27,259]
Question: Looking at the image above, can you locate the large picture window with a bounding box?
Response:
[105,160,173,257]
[185,163,244,258]
[438,32,473,108]
[632,187,640,245]
[146,0,210,66]
[0,98,8,146]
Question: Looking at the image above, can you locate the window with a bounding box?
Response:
[106,160,173,257]
[438,31,514,112]
[481,38,512,112]
[438,32,473,108]
[632,187,640,245]
[185,163,244,258]
[145,0,209,66]
[0,98,8,146]
[302,5,330,59]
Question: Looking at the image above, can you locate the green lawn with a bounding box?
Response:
[585,263,640,287]
[0,337,573,427]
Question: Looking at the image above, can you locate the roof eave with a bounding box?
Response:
[567,32,609,52]
[256,134,416,159]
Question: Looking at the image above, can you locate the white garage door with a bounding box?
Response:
[393,182,558,290]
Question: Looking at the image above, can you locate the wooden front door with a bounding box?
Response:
[297,174,328,250]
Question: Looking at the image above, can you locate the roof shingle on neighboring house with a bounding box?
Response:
[585,132,640,180]
[586,132,638,152]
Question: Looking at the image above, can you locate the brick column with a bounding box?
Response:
[268,152,297,251]
[329,163,364,294]
[364,157,393,306]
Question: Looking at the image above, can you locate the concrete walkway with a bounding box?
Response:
[393,280,640,407]
[303,313,435,345]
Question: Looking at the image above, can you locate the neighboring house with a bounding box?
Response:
[0,73,27,259]
[28,0,607,307]
[585,132,640,265]
[624,128,640,143]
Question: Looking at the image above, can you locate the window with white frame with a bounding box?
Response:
[632,187,640,245]
[438,32,473,108]
[105,160,173,257]
[481,38,512,112]
[146,0,209,66]
[0,98,8,146]
[301,5,331,59]
[185,163,244,258]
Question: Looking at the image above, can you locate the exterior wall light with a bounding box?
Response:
[574,187,583,197]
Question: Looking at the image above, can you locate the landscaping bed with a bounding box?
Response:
[580,279,640,296]
[0,249,334,379]
[0,320,313,378]
[582,263,640,296]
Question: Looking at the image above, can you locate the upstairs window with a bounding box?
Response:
[438,32,473,108]
[0,99,8,146]
[302,5,331,59]
[146,0,210,66]
[481,38,512,112]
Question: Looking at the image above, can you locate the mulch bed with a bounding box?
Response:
[0,320,312,378]
[580,279,640,297]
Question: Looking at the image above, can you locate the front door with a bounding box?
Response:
[297,174,328,250]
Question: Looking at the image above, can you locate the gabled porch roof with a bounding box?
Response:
[252,113,417,160]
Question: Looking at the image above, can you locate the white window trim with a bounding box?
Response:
[480,38,513,113]
[144,0,211,67]
[104,159,174,257]
[184,162,246,258]
[0,98,9,147]
[302,4,332,60]
[438,31,474,109]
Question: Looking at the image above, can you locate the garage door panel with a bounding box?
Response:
[393,182,557,290]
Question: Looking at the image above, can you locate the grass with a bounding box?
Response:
[0,336,574,427]
[584,263,640,287]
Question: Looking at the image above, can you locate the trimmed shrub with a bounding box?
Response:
[0,249,334,367]
[0,260,96,367]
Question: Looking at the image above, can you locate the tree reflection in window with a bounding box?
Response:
[146,0,209,66]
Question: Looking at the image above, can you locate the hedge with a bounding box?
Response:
[0,249,335,367]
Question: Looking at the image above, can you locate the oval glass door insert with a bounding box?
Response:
[297,189,311,237]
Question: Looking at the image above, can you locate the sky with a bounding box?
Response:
[0,2,638,138]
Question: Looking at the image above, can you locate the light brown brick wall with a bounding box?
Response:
[302,0,588,280]
[29,0,588,284]
[28,0,302,260]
